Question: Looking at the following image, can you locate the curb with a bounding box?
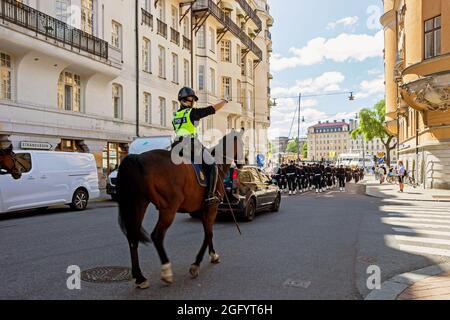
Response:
[365,187,450,203]
[365,262,450,300]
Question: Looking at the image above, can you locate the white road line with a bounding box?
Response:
[381,209,450,215]
[394,235,450,246]
[385,217,450,224]
[397,244,450,257]
[382,219,450,230]
[393,227,450,237]
[388,213,450,220]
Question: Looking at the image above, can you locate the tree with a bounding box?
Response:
[286,139,299,153]
[351,100,397,166]
[302,142,308,159]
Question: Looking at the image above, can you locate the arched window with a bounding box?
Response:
[57,71,81,112]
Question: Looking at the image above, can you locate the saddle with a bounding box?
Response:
[191,164,208,188]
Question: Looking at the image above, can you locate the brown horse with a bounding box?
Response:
[117,130,244,289]
[0,144,22,180]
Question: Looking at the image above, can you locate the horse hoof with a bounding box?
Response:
[210,253,221,264]
[161,263,174,284]
[136,279,150,289]
[189,265,200,279]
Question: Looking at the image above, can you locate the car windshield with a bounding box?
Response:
[129,136,172,154]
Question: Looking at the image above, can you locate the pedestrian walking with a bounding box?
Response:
[398,160,406,193]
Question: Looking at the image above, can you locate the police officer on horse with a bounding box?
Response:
[172,87,228,205]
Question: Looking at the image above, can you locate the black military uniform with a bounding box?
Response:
[337,166,346,191]
[286,161,297,195]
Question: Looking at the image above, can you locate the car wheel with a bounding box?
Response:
[70,189,89,211]
[244,199,256,222]
[271,194,281,212]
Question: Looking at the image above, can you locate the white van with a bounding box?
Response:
[0,151,100,214]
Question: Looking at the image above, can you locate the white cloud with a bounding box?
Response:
[327,16,359,30]
[367,68,382,75]
[270,30,383,72]
[356,75,385,99]
[272,71,345,97]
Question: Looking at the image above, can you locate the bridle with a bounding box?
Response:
[0,149,24,176]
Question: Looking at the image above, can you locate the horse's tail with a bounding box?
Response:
[117,154,151,245]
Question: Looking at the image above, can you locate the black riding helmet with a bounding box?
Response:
[178,87,199,102]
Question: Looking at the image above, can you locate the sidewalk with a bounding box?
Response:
[363,176,450,202]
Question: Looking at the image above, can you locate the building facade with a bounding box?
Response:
[307,120,350,162]
[0,0,273,187]
[381,0,450,189]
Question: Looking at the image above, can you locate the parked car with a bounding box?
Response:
[0,151,100,214]
[218,166,281,221]
[106,136,173,201]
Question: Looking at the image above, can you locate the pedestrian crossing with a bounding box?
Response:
[380,203,450,258]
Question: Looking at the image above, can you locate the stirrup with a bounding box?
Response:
[205,195,221,205]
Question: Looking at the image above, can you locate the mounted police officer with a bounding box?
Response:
[172,87,228,205]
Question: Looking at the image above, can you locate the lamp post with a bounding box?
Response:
[355,113,366,170]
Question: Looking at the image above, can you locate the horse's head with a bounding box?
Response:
[0,144,22,180]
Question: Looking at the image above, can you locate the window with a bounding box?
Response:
[198,65,205,91]
[172,53,179,83]
[183,17,190,38]
[112,84,123,119]
[425,16,441,59]
[172,100,178,114]
[0,52,12,100]
[220,40,231,62]
[157,0,165,21]
[237,80,241,104]
[241,56,246,76]
[81,0,95,35]
[247,59,253,78]
[111,21,122,49]
[57,71,81,112]
[142,38,151,73]
[171,5,178,30]
[209,68,216,95]
[158,46,166,78]
[209,27,216,52]
[141,0,151,12]
[102,143,127,175]
[144,92,152,124]
[236,44,241,66]
[159,97,166,126]
[197,26,206,48]
[183,59,190,86]
[56,0,71,22]
[221,77,232,101]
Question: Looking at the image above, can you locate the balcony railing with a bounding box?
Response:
[182,35,191,51]
[156,18,167,38]
[193,0,262,61]
[0,0,108,59]
[170,27,180,45]
[236,0,262,31]
[265,29,271,40]
[141,8,153,29]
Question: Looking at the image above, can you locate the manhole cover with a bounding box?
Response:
[81,267,133,283]
[283,279,311,289]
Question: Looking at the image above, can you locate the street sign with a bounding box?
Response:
[20,141,52,150]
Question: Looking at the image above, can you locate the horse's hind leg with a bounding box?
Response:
[129,240,149,289]
[205,207,220,264]
[151,210,176,284]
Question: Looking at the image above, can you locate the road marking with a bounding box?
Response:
[384,217,450,225]
[382,219,450,230]
[394,235,450,246]
[393,228,450,237]
[388,213,450,220]
[397,244,450,257]
[283,279,311,289]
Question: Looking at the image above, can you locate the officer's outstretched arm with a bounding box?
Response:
[213,100,228,112]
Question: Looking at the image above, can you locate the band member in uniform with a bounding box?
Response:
[337,165,346,192]
[286,161,297,195]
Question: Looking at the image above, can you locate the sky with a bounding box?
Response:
[268,0,385,139]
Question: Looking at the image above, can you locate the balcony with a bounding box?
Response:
[265,29,271,40]
[156,18,167,38]
[170,27,180,45]
[182,35,191,51]
[235,0,262,31]
[193,0,262,61]
[0,0,108,60]
[141,8,153,29]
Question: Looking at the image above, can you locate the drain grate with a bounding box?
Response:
[81,266,133,283]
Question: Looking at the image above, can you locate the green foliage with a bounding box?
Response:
[351,100,393,142]
[286,139,299,153]
[302,142,308,159]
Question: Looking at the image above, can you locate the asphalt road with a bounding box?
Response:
[1,183,449,300]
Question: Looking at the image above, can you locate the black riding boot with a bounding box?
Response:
[205,165,220,205]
